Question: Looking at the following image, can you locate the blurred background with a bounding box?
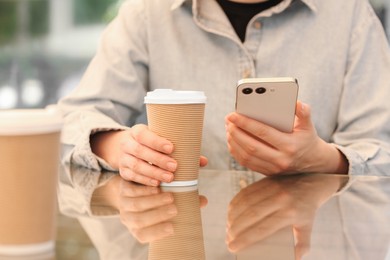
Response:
[0,0,389,109]
[0,0,122,109]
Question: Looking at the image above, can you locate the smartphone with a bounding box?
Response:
[235,77,299,133]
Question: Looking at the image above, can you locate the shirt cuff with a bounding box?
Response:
[332,144,366,176]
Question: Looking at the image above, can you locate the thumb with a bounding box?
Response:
[294,224,313,260]
[295,101,312,129]
[199,155,208,167]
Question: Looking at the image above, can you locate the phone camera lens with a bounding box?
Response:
[242,88,253,95]
[255,87,266,94]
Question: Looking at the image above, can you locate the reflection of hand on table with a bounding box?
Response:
[226,173,347,259]
[92,176,207,243]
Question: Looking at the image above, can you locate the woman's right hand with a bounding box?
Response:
[91,124,178,186]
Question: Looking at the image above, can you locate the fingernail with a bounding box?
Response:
[165,224,174,234]
[228,242,237,252]
[229,113,237,122]
[163,173,173,182]
[225,233,234,245]
[150,179,159,186]
[166,161,177,171]
[163,194,174,203]
[151,187,159,194]
[163,144,173,153]
[167,206,177,215]
[225,231,232,242]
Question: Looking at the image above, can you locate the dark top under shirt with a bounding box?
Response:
[216,0,284,42]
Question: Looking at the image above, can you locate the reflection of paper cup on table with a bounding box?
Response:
[144,89,206,186]
[0,108,62,256]
[148,185,205,260]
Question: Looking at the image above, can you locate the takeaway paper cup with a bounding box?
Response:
[144,89,206,186]
[0,107,62,256]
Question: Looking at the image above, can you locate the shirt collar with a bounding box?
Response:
[171,0,190,10]
[299,0,318,12]
[171,0,318,12]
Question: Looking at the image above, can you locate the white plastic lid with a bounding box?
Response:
[144,89,207,104]
[0,106,63,135]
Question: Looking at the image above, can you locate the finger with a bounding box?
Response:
[294,101,312,130]
[119,167,159,186]
[131,124,174,154]
[199,195,208,208]
[228,185,278,224]
[226,120,280,163]
[226,112,288,149]
[229,179,277,208]
[227,214,291,253]
[123,137,177,172]
[129,222,174,244]
[119,155,174,185]
[227,199,280,240]
[119,179,160,197]
[120,203,178,230]
[294,224,313,260]
[200,156,208,167]
[119,192,175,212]
[226,131,279,173]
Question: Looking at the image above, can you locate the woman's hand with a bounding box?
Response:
[117,180,177,243]
[91,124,208,186]
[225,101,348,175]
[117,179,207,243]
[226,174,347,259]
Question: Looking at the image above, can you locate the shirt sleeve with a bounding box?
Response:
[57,1,149,171]
[332,1,390,176]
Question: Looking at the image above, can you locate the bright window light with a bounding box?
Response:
[21,79,44,107]
[0,85,18,109]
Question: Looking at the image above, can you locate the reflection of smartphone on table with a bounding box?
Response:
[235,77,299,133]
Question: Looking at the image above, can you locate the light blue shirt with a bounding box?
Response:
[58,0,390,176]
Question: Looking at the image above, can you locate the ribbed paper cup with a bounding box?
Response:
[148,185,205,260]
[0,107,62,256]
[144,89,206,186]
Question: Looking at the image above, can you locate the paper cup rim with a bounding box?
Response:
[160,184,198,192]
[0,107,63,135]
[144,89,206,104]
[160,180,198,187]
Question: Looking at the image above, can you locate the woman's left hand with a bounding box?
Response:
[225,101,348,175]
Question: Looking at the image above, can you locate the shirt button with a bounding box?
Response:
[254,21,262,29]
[239,178,248,189]
[242,69,251,78]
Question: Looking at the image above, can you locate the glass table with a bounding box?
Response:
[54,163,390,260]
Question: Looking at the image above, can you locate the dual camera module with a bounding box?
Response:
[242,87,266,95]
